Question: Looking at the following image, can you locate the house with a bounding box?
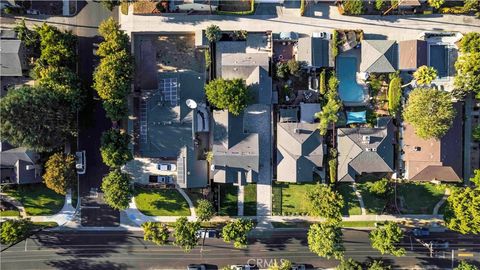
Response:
[0,31,28,77]
[403,103,463,182]
[276,104,325,183]
[297,35,334,68]
[398,40,428,71]
[337,117,396,182]
[360,40,398,73]
[0,142,41,184]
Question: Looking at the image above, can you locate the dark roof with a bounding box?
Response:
[360,40,398,73]
[0,39,25,77]
[0,143,41,184]
[297,37,333,68]
[279,107,299,123]
[399,40,428,70]
[337,118,395,182]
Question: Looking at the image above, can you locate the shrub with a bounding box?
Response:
[1,219,32,245]
[43,152,76,195]
[205,78,250,116]
[276,62,290,79]
[387,76,402,114]
[319,69,327,95]
[427,0,444,9]
[343,0,363,15]
[368,178,391,197]
[473,125,480,142]
[375,0,385,11]
[287,59,301,76]
[332,30,339,58]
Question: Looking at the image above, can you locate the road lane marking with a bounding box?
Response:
[458,253,474,257]
[24,239,28,252]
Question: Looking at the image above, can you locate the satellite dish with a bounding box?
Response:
[186,99,197,109]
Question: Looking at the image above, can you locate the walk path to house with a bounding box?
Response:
[0,193,27,218]
[433,188,450,215]
[238,185,244,216]
[176,186,196,218]
[352,183,367,215]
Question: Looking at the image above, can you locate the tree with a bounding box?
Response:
[375,0,385,11]
[35,23,77,69]
[287,59,301,76]
[268,259,292,270]
[444,187,480,234]
[427,0,444,9]
[455,261,479,270]
[368,260,391,270]
[369,222,405,256]
[101,0,120,11]
[336,258,362,270]
[205,24,221,43]
[462,0,479,13]
[454,52,480,97]
[0,86,76,152]
[43,152,76,195]
[413,66,438,85]
[37,66,84,111]
[173,217,200,252]
[222,218,254,248]
[403,88,455,140]
[470,169,480,187]
[460,32,480,54]
[306,184,344,222]
[100,129,133,168]
[103,99,129,121]
[343,0,364,15]
[308,222,344,259]
[142,222,169,246]
[101,170,132,210]
[196,199,215,222]
[319,69,327,95]
[316,74,341,135]
[14,19,40,52]
[93,50,134,101]
[1,219,32,245]
[276,62,290,79]
[205,78,250,116]
[387,75,402,114]
[97,17,130,57]
[368,178,391,197]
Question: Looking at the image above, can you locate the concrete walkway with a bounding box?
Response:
[238,185,244,216]
[0,193,27,217]
[352,183,367,215]
[433,188,451,215]
[176,186,196,218]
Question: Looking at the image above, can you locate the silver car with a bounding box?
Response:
[75,151,86,175]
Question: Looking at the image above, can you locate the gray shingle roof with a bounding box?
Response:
[337,118,395,182]
[0,143,41,184]
[221,53,270,80]
[0,39,25,77]
[360,40,398,73]
[297,37,333,68]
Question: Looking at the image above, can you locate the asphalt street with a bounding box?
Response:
[1,230,479,270]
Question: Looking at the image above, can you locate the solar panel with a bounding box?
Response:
[160,78,178,106]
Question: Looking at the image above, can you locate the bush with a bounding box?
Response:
[276,62,290,79]
[204,49,212,69]
[368,178,391,197]
[319,69,327,95]
[375,0,385,11]
[414,65,438,85]
[439,6,467,14]
[343,0,363,15]
[427,0,444,9]
[332,30,339,58]
[216,0,255,15]
[1,219,32,245]
[329,159,337,184]
[287,59,301,76]
[473,125,480,142]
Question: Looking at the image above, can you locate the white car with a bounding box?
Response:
[158,163,176,171]
[75,151,86,175]
[196,229,217,239]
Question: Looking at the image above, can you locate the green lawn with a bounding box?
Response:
[134,188,191,216]
[341,221,379,227]
[356,181,388,215]
[5,184,64,216]
[244,184,257,216]
[272,182,319,216]
[0,210,20,217]
[397,182,446,214]
[337,183,362,216]
[218,184,238,216]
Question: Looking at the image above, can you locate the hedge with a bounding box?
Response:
[332,30,339,58]
[388,76,402,114]
[319,69,327,95]
[216,0,255,15]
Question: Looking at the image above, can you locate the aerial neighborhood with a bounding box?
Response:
[0,0,480,269]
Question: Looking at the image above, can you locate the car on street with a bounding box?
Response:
[26,9,40,15]
[187,264,206,270]
[158,163,177,172]
[196,229,218,239]
[75,151,86,174]
[432,240,449,249]
[230,265,257,270]
[412,227,430,237]
[291,264,307,270]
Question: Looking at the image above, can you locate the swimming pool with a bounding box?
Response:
[429,45,448,78]
[336,56,364,103]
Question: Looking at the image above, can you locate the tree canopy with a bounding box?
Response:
[1,219,32,245]
[142,221,169,246]
[37,66,84,110]
[444,186,480,234]
[196,199,215,222]
[205,24,221,43]
[205,78,251,116]
[97,17,130,57]
[100,129,133,168]
[43,152,76,195]
[460,32,480,54]
[35,23,76,70]
[336,258,362,270]
[369,222,405,256]
[403,88,455,139]
[413,66,437,85]
[427,0,444,9]
[93,50,134,101]
[368,260,391,270]
[173,217,200,252]
[454,52,480,97]
[316,74,341,135]
[103,99,129,122]
[101,170,132,210]
[470,169,480,187]
[14,19,40,53]
[221,218,254,248]
[455,261,479,270]
[0,86,76,152]
[306,184,344,222]
[308,222,344,259]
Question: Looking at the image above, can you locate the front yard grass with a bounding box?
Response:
[0,210,20,217]
[272,182,319,216]
[134,187,190,216]
[271,221,380,228]
[356,180,388,215]
[244,184,257,216]
[218,184,238,216]
[397,182,446,214]
[5,184,64,216]
[337,183,362,216]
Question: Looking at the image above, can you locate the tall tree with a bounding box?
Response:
[306,184,344,222]
[0,86,76,152]
[413,66,437,85]
[369,222,405,256]
[37,66,84,111]
[43,152,76,195]
[308,222,344,259]
[173,217,200,252]
[205,78,251,116]
[1,219,32,245]
[205,24,221,43]
[460,32,480,54]
[97,17,130,57]
[103,99,129,121]
[14,19,40,53]
[142,221,169,246]
[100,129,133,168]
[444,186,480,234]
[222,218,254,248]
[101,170,132,210]
[93,50,134,101]
[35,23,76,69]
[336,258,362,270]
[454,52,480,97]
[403,88,455,139]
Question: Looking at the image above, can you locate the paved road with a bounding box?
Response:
[1,230,479,269]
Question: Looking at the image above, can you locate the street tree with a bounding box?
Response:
[413,66,438,85]
[98,17,130,57]
[306,184,344,222]
[470,169,480,187]
[403,87,455,140]
[222,218,255,248]
[0,219,32,245]
[308,222,344,259]
[37,66,84,111]
[14,19,40,53]
[35,23,77,69]
[205,24,221,43]
[369,222,405,256]
[100,129,133,168]
[268,259,292,270]
[101,170,132,210]
[455,261,479,270]
[103,99,129,121]
[173,217,201,252]
[368,260,391,270]
[142,222,169,246]
[454,52,480,97]
[460,32,480,54]
[444,186,480,234]
[427,0,444,9]
[336,258,362,270]
[0,86,76,152]
[205,78,250,116]
[196,199,215,222]
[43,152,76,195]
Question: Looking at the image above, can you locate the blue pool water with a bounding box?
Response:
[429,45,447,78]
[336,56,364,103]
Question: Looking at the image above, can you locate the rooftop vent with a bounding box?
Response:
[362,135,371,144]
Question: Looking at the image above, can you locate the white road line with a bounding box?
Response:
[24,238,28,252]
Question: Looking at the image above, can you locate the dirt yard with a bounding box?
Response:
[155,34,205,73]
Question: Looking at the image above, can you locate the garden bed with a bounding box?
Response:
[134,187,191,216]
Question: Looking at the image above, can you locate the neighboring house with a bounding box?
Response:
[360,40,398,73]
[398,40,428,71]
[0,31,28,77]
[403,103,463,182]
[297,35,334,68]
[337,117,396,182]
[0,142,41,184]
[276,104,325,183]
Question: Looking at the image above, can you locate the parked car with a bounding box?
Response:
[291,264,307,270]
[75,151,86,174]
[158,163,176,172]
[26,9,40,15]
[432,240,449,250]
[231,265,255,270]
[412,227,430,237]
[187,264,206,270]
[149,175,174,184]
[196,229,218,239]
[312,31,331,40]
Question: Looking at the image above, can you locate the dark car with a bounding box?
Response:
[187,264,206,270]
[412,227,430,237]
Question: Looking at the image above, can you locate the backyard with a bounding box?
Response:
[272,182,318,216]
[336,183,362,216]
[244,184,257,216]
[4,184,64,216]
[218,184,238,216]
[397,182,446,214]
[134,187,191,216]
